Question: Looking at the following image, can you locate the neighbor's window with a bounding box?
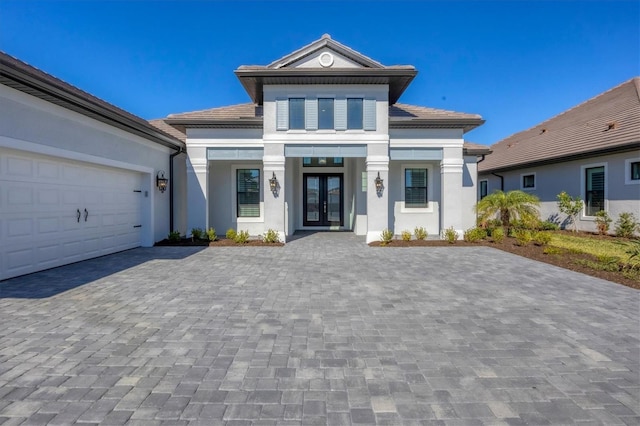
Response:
[237,169,260,217]
[318,98,334,130]
[631,161,640,181]
[522,174,535,189]
[585,166,605,216]
[347,98,363,129]
[405,168,428,208]
[480,180,488,199]
[289,98,305,130]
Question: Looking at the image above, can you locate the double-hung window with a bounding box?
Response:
[237,169,260,217]
[585,166,605,216]
[288,98,305,130]
[405,168,428,208]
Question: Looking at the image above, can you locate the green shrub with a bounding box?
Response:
[533,231,552,246]
[225,228,237,240]
[443,227,459,244]
[401,230,412,242]
[615,212,639,238]
[234,230,250,244]
[191,227,203,241]
[491,227,505,243]
[206,227,217,242]
[263,229,281,243]
[539,220,560,231]
[414,226,427,240]
[514,229,532,246]
[557,191,583,232]
[168,230,181,242]
[380,229,394,246]
[463,227,487,243]
[594,211,612,235]
[543,246,562,255]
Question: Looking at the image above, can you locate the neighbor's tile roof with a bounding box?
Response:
[149,118,186,142]
[479,77,640,173]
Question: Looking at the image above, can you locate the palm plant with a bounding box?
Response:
[475,190,540,234]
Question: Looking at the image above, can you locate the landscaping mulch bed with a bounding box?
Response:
[155,238,283,247]
[371,236,639,290]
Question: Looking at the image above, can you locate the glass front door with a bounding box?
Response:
[303,174,343,226]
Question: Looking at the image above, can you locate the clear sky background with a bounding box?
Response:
[1,0,638,145]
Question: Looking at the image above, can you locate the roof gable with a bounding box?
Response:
[267,34,384,69]
[479,77,640,173]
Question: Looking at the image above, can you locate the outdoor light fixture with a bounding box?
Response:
[156,171,168,193]
[374,171,384,195]
[269,172,279,194]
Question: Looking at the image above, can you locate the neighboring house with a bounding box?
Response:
[478,77,640,232]
[0,52,186,280]
[158,34,488,243]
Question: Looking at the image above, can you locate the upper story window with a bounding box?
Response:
[276,97,376,131]
[318,98,334,129]
[347,98,363,129]
[288,98,305,130]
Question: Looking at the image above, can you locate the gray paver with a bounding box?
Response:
[0,232,638,424]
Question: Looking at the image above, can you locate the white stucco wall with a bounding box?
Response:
[0,84,175,245]
[478,150,640,233]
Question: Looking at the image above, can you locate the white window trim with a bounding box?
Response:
[520,172,536,190]
[479,179,488,199]
[231,164,264,223]
[624,157,640,185]
[580,162,608,220]
[401,163,433,213]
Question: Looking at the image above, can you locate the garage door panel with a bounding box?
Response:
[1,147,145,280]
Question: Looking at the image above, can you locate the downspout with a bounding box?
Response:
[491,172,504,191]
[169,146,184,232]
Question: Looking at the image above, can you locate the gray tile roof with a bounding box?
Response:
[0,51,184,150]
[479,77,640,173]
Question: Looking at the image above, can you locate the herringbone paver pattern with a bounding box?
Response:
[0,232,638,425]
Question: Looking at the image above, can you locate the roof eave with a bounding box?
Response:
[478,142,640,174]
[464,147,493,156]
[234,68,418,105]
[390,118,485,133]
[0,60,184,151]
[164,118,264,129]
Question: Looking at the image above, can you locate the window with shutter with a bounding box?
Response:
[289,98,305,130]
[318,98,334,129]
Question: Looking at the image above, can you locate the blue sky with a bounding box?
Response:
[1,0,638,145]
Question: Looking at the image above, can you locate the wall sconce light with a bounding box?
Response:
[375,171,384,195]
[156,171,168,193]
[269,172,279,194]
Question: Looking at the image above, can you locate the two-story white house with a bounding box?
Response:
[160,35,487,242]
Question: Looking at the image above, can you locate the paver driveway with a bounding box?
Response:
[0,232,638,425]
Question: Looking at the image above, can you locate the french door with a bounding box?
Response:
[303,174,343,226]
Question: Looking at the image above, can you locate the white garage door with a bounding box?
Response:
[0,148,144,280]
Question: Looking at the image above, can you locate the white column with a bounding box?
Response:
[440,147,464,239]
[263,143,286,243]
[186,151,208,236]
[366,148,389,243]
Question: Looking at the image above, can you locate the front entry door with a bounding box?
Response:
[303,174,343,226]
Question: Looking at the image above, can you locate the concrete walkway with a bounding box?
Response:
[0,232,638,425]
